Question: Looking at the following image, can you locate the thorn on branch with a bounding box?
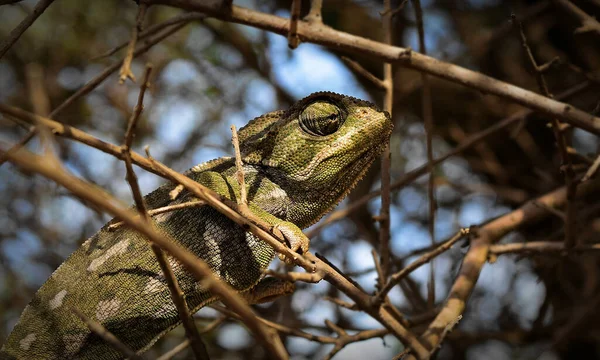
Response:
[304,0,323,23]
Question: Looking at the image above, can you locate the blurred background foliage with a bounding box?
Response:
[1,0,600,359]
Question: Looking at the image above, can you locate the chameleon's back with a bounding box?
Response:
[1,92,392,359]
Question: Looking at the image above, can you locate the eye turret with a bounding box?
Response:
[299,101,346,136]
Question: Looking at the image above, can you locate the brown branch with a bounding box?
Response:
[71,307,144,360]
[324,296,359,311]
[341,56,386,90]
[1,147,288,360]
[141,0,600,134]
[378,0,394,288]
[119,3,148,83]
[412,0,436,309]
[0,0,56,60]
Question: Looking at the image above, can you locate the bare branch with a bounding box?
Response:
[0,0,56,59]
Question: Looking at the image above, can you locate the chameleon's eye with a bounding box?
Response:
[299,101,345,136]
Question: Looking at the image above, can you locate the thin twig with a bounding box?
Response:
[341,56,386,89]
[412,0,436,309]
[373,229,469,307]
[287,0,301,49]
[0,0,56,59]
[582,153,600,182]
[514,15,578,247]
[378,0,394,290]
[107,200,206,230]
[0,63,50,167]
[0,129,35,167]
[119,3,148,83]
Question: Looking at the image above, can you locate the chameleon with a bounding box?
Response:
[0,91,392,359]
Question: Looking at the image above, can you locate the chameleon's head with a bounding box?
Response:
[239,92,392,191]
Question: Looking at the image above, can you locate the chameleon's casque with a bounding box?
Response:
[0,92,392,359]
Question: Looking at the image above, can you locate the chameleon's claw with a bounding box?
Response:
[273,223,310,264]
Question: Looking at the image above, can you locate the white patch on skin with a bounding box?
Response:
[96,299,121,322]
[143,278,164,295]
[63,333,87,357]
[153,303,175,318]
[87,240,130,272]
[19,333,36,350]
[167,256,183,274]
[49,289,68,310]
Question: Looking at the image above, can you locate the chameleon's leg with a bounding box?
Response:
[241,277,296,305]
[245,203,310,264]
[205,169,311,264]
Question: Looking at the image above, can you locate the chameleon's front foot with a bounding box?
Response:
[273,222,310,264]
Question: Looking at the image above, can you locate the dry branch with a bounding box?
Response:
[141,0,600,135]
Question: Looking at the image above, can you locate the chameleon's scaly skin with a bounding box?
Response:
[0,92,392,359]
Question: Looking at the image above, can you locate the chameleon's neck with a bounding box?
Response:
[261,167,351,229]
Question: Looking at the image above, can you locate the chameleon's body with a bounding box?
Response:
[0,92,392,359]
